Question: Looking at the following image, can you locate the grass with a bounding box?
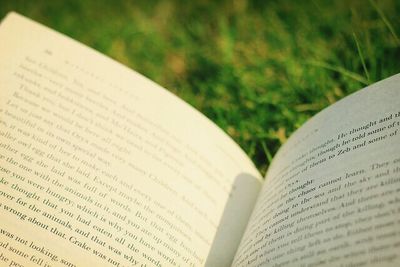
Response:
[1,0,399,175]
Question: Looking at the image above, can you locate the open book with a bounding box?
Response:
[0,12,399,267]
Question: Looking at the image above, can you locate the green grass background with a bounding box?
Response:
[1,0,399,175]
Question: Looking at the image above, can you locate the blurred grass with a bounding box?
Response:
[1,0,399,175]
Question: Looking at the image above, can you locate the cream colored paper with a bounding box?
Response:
[0,13,261,267]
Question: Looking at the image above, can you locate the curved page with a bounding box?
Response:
[0,13,261,267]
[233,74,400,266]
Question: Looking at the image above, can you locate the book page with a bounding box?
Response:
[233,74,400,266]
[0,13,262,267]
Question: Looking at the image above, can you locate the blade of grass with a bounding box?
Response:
[261,140,273,165]
[308,60,369,85]
[369,0,400,46]
[353,31,370,84]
